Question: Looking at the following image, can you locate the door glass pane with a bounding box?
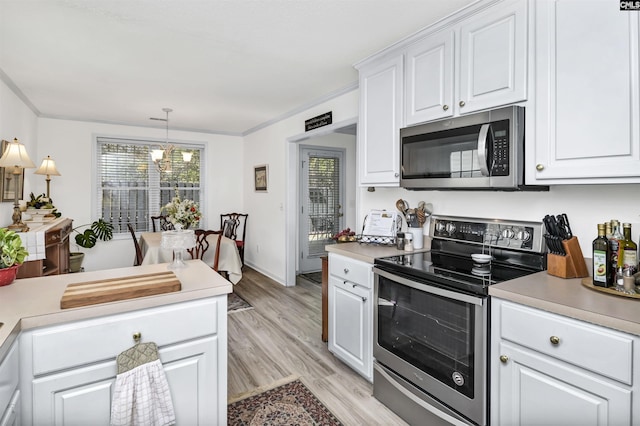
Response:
[377,275,476,398]
[306,154,340,257]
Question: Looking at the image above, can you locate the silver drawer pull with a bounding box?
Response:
[361,297,367,302]
[343,268,349,274]
[500,355,509,363]
[550,336,560,345]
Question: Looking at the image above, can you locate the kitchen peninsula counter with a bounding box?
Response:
[0,259,232,360]
[489,271,640,336]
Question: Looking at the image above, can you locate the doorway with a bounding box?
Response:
[299,147,345,273]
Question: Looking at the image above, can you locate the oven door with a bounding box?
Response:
[373,267,487,426]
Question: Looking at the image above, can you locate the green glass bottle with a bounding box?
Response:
[621,223,638,275]
[592,223,610,287]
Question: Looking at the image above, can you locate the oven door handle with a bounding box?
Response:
[373,267,484,306]
[373,364,471,426]
[477,123,492,177]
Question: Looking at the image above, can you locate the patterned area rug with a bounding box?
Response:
[228,293,253,313]
[298,272,322,285]
[228,379,343,425]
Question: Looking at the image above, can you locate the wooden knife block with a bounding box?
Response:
[547,236,589,279]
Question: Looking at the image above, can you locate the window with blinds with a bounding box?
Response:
[96,137,204,234]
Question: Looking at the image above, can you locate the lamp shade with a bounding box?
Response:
[0,138,36,169]
[34,156,61,176]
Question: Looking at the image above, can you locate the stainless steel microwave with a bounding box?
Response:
[400,106,546,191]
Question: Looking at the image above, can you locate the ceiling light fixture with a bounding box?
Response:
[150,107,176,173]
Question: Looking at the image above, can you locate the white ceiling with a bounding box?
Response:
[0,0,477,136]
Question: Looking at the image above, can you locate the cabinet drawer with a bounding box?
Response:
[329,254,371,288]
[499,301,634,385]
[28,297,221,375]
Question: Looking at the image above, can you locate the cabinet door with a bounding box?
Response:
[0,390,20,426]
[328,276,372,381]
[358,55,403,187]
[493,341,631,426]
[458,0,527,114]
[31,338,219,426]
[532,0,640,183]
[405,29,454,125]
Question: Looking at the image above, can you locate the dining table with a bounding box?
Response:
[139,232,243,284]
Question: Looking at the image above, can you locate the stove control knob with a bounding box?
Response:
[517,230,531,242]
[445,223,456,234]
[435,222,446,233]
[502,228,515,239]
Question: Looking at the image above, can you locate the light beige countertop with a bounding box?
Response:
[490,271,640,336]
[325,241,428,263]
[0,260,232,360]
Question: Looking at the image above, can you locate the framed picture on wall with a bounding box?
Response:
[0,139,24,203]
[254,164,268,192]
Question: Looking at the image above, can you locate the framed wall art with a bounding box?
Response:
[0,139,24,203]
[254,164,268,192]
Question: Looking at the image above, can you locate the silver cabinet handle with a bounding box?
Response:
[443,104,449,111]
[536,164,545,171]
[362,297,367,302]
[500,355,509,363]
[459,100,466,107]
[394,172,399,177]
[550,336,560,345]
[343,268,349,274]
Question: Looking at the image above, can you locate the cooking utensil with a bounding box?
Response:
[395,199,408,215]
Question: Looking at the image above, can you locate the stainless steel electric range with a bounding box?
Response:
[372,215,547,426]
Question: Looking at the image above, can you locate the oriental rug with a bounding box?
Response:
[228,293,253,313]
[227,378,343,425]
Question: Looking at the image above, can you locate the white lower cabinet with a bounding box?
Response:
[328,253,373,382]
[491,298,639,425]
[19,296,227,425]
[0,343,20,426]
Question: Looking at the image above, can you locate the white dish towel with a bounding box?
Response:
[110,345,176,426]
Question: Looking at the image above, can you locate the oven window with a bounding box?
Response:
[377,275,476,398]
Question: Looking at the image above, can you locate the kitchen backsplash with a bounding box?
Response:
[358,184,640,258]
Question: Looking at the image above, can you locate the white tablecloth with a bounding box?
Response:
[139,232,242,284]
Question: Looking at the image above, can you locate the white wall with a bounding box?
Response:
[36,118,243,271]
[243,90,359,283]
[0,79,38,222]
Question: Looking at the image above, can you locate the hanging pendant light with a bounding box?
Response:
[150,107,174,173]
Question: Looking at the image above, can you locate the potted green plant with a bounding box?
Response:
[0,227,29,286]
[69,219,114,273]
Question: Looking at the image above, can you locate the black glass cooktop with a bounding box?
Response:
[374,249,545,296]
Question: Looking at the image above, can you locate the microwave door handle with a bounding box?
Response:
[477,123,491,177]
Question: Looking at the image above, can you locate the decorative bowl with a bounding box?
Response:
[471,254,492,264]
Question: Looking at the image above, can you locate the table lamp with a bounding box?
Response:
[34,155,61,199]
[0,138,36,231]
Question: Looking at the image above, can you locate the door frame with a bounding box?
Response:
[285,117,358,286]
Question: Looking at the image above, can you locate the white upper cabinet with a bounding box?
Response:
[457,0,527,114]
[404,0,527,126]
[530,0,640,184]
[404,29,455,124]
[357,55,403,186]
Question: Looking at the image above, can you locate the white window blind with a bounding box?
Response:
[96,137,204,234]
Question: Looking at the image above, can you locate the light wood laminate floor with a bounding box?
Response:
[228,267,408,425]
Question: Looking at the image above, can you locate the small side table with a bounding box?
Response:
[321,255,328,342]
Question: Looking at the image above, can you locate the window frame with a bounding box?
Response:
[93,135,207,236]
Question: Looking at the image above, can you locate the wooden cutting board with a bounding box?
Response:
[60,271,181,309]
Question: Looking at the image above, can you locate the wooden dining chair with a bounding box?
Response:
[151,215,174,232]
[127,223,144,266]
[220,213,248,266]
[187,229,223,272]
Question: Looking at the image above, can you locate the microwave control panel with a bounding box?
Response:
[490,128,509,176]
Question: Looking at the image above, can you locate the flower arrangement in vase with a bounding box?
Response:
[162,189,202,230]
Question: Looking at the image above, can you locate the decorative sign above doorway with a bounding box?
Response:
[305,112,332,132]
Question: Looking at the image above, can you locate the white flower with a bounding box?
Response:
[162,189,202,228]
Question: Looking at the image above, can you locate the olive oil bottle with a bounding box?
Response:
[592,223,610,287]
[621,223,638,275]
